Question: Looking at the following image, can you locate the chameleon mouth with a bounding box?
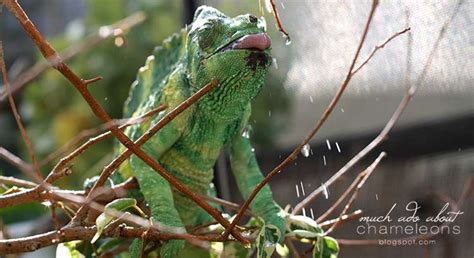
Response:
[220,33,272,52]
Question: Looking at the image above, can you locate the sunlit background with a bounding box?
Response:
[0,0,472,257]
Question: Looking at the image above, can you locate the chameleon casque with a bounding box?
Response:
[116,6,286,257]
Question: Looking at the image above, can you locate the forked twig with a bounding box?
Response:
[293,0,464,215]
[325,152,386,235]
[0,42,42,182]
[316,173,365,223]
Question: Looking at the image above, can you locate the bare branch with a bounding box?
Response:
[0,42,42,182]
[293,0,464,214]
[0,175,36,188]
[351,27,411,75]
[325,152,386,235]
[316,173,365,223]
[268,0,291,42]
[0,147,33,175]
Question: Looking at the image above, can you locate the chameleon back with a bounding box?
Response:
[123,29,187,118]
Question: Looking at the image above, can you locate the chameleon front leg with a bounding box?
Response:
[229,126,286,242]
[128,114,190,257]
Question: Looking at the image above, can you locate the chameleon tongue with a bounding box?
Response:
[232,33,271,50]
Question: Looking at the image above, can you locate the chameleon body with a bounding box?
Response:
[118,6,284,256]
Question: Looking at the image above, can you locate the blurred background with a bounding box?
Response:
[0,0,472,257]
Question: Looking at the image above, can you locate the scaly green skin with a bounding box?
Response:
[119,6,284,256]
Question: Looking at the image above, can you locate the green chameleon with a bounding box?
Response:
[103,6,331,258]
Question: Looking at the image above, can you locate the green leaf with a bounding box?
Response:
[56,241,85,258]
[286,214,323,234]
[92,198,137,243]
[313,236,339,258]
[129,238,143,258]
[256,224,281,258]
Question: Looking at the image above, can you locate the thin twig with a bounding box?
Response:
[316,173,365,223]
[0,175,36,188]
[223,0,380,239]
[319,209,363,230]
[0,12,146,102]
[268,0,291,42]
[0,42,42,182]
[0,147,33,175]
[325,152,386,235]
[351,27,411,75]
[293,0,464,214]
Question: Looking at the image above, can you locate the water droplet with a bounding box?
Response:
[340,108,345,113]
[301,144,310,157]
[272,57,278,69]
[295,184,300,198]
[242,129,250,138]
[300,181,306,196]
[268,110,272,117]
[309,96,314,103]
[285,37,292,45]
[375,194,379,200]
[41,201,52,207]
[302,207,306,217]
[280,2,285,9]
[323,155,327,166]
[114,36,125,47]
[310,208,315,219]
[326,139,331,150]
[251,148,255,152]
[104,97,108,101]
[98,26,112,38]
[322,183,329,199]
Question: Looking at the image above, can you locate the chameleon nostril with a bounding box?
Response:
[249,15,258,23]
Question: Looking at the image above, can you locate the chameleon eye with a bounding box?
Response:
[197,21,219,50]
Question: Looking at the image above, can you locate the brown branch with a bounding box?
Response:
[0,42,42,182]
[0,11,146,102]
[325,152,386,235]
[0,175,36,188]
[0,225,223,254]
[223,0,380,239]
[292,0,464,215]
[0,147,33,175]
[351,27,411,75]
[319,209,363,230]
[316,173,365,223]
[268,0,291,42]
[3,0,247,244]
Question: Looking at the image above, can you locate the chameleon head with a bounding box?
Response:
[186,6,272,117]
